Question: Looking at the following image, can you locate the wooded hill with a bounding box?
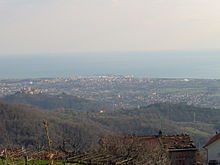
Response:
[0,99,114,150]
[0,99,219,150]
[3,93,111,111]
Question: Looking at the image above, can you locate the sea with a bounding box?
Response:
[1,50,220,79]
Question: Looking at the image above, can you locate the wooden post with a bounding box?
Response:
[24,155,28,165]
[43,120,52,152]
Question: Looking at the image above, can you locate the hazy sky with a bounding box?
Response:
[1,0,220,55]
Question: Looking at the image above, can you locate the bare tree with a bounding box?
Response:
[42,120,52,153]
[97,135,170,165]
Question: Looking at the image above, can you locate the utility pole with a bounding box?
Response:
[193,112,196,123]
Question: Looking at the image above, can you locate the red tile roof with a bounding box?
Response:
[138,134,196,150]
[204,133,220,148]
[160,134,196,150]
[100,133,197,152]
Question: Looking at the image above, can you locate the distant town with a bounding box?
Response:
[1,75,220,109]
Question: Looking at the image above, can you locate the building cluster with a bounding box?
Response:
[19,87,44,95]
[0,76,220,109]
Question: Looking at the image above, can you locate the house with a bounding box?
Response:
[160,134,201,165]
[204,132,220,165]
[98,132,201,165]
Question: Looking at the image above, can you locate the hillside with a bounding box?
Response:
[81,103,220,144]
[0,99,114,149]
[3,93,111,111]
[1,99,220,149]
[49,103,220,145]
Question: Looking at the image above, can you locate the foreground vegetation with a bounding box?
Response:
[0,159,65,165]
[0,159,89,165]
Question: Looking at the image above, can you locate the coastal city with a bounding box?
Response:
[1,75,220,109]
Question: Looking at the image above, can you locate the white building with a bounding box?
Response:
[204,133,220,165]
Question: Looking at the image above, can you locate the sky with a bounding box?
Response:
[1,0,220,55]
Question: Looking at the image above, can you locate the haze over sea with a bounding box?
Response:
[1,51,220,79]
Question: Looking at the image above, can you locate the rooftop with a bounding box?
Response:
[204,132,220,148]
[137,134,196,151]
